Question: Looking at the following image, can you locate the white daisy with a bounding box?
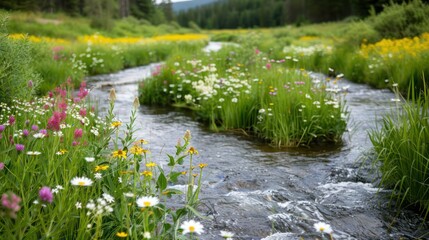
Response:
[180,219,204,235]
[102,193,115,203]
[314,222,333,234]
[70,176,93,187]
[220,230,235,239]
[27,151,42,156]
[136,196,159,208]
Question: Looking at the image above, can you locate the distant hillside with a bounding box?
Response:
[173,0,219,12]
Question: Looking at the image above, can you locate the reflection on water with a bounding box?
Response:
[86,43,428,239]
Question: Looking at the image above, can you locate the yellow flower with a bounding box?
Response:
[181,171,187,175]
[146,162,157,168]
[116,231,128,238]
[111,121,122,128]
[112,149,127,159]
[187,147,198,155]
[137,139,149,144]
[198,163,208,169]
[130,145,144,155]
[141,171,152,177]
[95,165,109,172]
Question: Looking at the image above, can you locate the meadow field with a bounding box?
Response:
[1,1,429,238]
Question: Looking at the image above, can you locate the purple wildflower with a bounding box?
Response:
[15,144,25,152]
[39,187,53,203]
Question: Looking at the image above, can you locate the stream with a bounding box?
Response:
[86,42,429,239]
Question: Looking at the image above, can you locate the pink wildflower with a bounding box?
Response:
[74,129,83,139]
[1,192,21,218]
[39,187,53,203]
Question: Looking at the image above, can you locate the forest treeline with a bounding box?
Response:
[1,0,429,29]
[176,0,429,29]
[0,0,174,29]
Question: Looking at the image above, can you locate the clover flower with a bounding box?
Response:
[39,186,53,203]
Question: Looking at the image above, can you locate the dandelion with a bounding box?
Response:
[181,220,204,235]
[220,230,235,239]
[70,176,93,187]
[112,149,127,159]
[136,196,159,208]
[314,222,333,234]
[116,232,128,238]
[39,186,53,203]
[199,163,208,169]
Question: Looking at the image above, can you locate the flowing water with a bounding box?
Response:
[87,43,428,240]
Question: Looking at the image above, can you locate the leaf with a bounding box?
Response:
[169,171,182,183]
[162,188,184,198]
[167,154,175,166]
[157,172,167,191]
[177,155,186,165]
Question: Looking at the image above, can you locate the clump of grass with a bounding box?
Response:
[369,80,429,217]
[0,83,208,238]
[139,44,348,147]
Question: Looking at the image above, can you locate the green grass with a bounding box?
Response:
[139,44,348,147]
[369,81,429,217]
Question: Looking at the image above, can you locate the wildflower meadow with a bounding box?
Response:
[0,82,210,239]
[1,0,429,238]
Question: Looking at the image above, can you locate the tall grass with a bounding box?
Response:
[139,45,348,147]
[369,80,429,217]
[0,17,41,104]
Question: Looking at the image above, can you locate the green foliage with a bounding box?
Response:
[0,16,41,104]
[370,82,429,217]
[371,0,429,39]
[139,44,348,147]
